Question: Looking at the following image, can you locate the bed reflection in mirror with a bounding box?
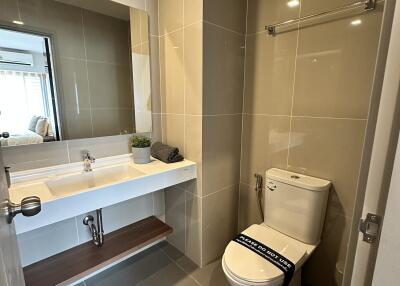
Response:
[0,0,152,147]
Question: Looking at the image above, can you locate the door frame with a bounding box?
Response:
[343,0,400,284]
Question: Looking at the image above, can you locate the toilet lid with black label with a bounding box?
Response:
[223,224,309,284]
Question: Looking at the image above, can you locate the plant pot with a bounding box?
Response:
[132,146,151,164]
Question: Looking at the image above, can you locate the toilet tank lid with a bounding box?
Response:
[266,168,331,192]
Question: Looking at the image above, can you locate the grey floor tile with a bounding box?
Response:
[176,257,229,286]
[136,263,199,286]
[84,242,228,286]
[85,246,172,286]
[158,240,186,261]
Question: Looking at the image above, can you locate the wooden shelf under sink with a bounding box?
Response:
[23,216,173,286]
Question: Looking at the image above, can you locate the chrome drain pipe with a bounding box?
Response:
[83,209,104,247]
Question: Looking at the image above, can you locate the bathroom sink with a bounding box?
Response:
[46,164,144,196]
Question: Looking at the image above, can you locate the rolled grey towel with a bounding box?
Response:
[151,142,184,163]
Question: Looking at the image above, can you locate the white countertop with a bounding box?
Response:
[9,154,196,234]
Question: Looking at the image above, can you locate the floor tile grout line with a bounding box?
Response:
[157,244,202,286]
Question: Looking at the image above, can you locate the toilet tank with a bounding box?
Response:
[264,168,331,245]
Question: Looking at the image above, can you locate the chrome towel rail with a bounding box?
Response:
[265,0,377,35]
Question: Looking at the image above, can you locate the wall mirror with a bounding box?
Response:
[0,0,152,147]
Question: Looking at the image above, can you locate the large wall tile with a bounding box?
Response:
[62,108,93,139]
[67,134,131,162]
[91,108,134,137]
[203,0,247,34]
[58,58,90,111]
[185,192,201,265]
[159,0,183,35]
[302,207,351,286]
[202,185,238,264]
[2,141,69,172]
[301,0,361,17]
[238,183,263,232]
[184,0,203,26]
[83,10,130,65]
[165,186,186,253]
[202,115,242,195]
[240,114,290,185]
[243,31,297,115]
[203,24,245,115]
[292,6,383,119]
[184,23,203,115]
[19,0,86,59]
[153,190,165,218]
[184,115,202,197]
[151,113,162,142]
[160,30,184,114]
[102,194,154,233]
[17,218,78,266]
[246,0,300,34]
[87,62,133,109]
[287,117,367,217]
[162,114,185,154]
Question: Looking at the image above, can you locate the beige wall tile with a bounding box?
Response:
[247,0,300,34]
[66,134,132,162]
[184,116,202,163]
[202,185,238,264]
[184,23,203,115]
[91,108,134,137]
[151,113,162,142]
[2,141,69,172]
[203,23,245,115]
[240,114,290,185]
[302,208,351,286]
[83,10,130,65]
[185,116,202,196]
[292,6,383,119]
[19,0,86,59]
[301,0,361,17]
[184,0,203,26]
[203,0,247,34]
[238,183,263,232]
[159,0,183,35]
[58,58,90,111]
[162,114,185,155]
[243,31,297,115]
[202,115,242,195]
[62,108,93,139]
[160,30,184,114]
[185,192,202,266]
[287,117,367,217]
[87,62,133,109]
[165,186,186,253]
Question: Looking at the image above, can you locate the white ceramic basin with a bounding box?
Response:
[46,164,144,196]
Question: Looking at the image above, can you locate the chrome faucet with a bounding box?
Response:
[82,150,95,172]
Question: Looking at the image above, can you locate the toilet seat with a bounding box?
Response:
[222,224,316,285]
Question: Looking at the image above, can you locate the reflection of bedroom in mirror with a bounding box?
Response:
[0,0,152,147]
[0,29,59,146]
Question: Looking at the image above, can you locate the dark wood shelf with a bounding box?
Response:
[23,216,172,286]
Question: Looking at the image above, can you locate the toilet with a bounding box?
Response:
[222,168,331,286]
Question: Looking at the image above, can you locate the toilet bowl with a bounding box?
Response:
[222,169,331,286]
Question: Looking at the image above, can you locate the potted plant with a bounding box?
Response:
[131,136,151,164]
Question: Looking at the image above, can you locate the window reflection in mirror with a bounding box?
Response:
[0,0,152,147]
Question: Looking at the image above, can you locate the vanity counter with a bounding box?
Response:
[9,154,196,234]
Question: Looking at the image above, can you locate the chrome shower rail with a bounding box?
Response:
[265,0,377,35]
